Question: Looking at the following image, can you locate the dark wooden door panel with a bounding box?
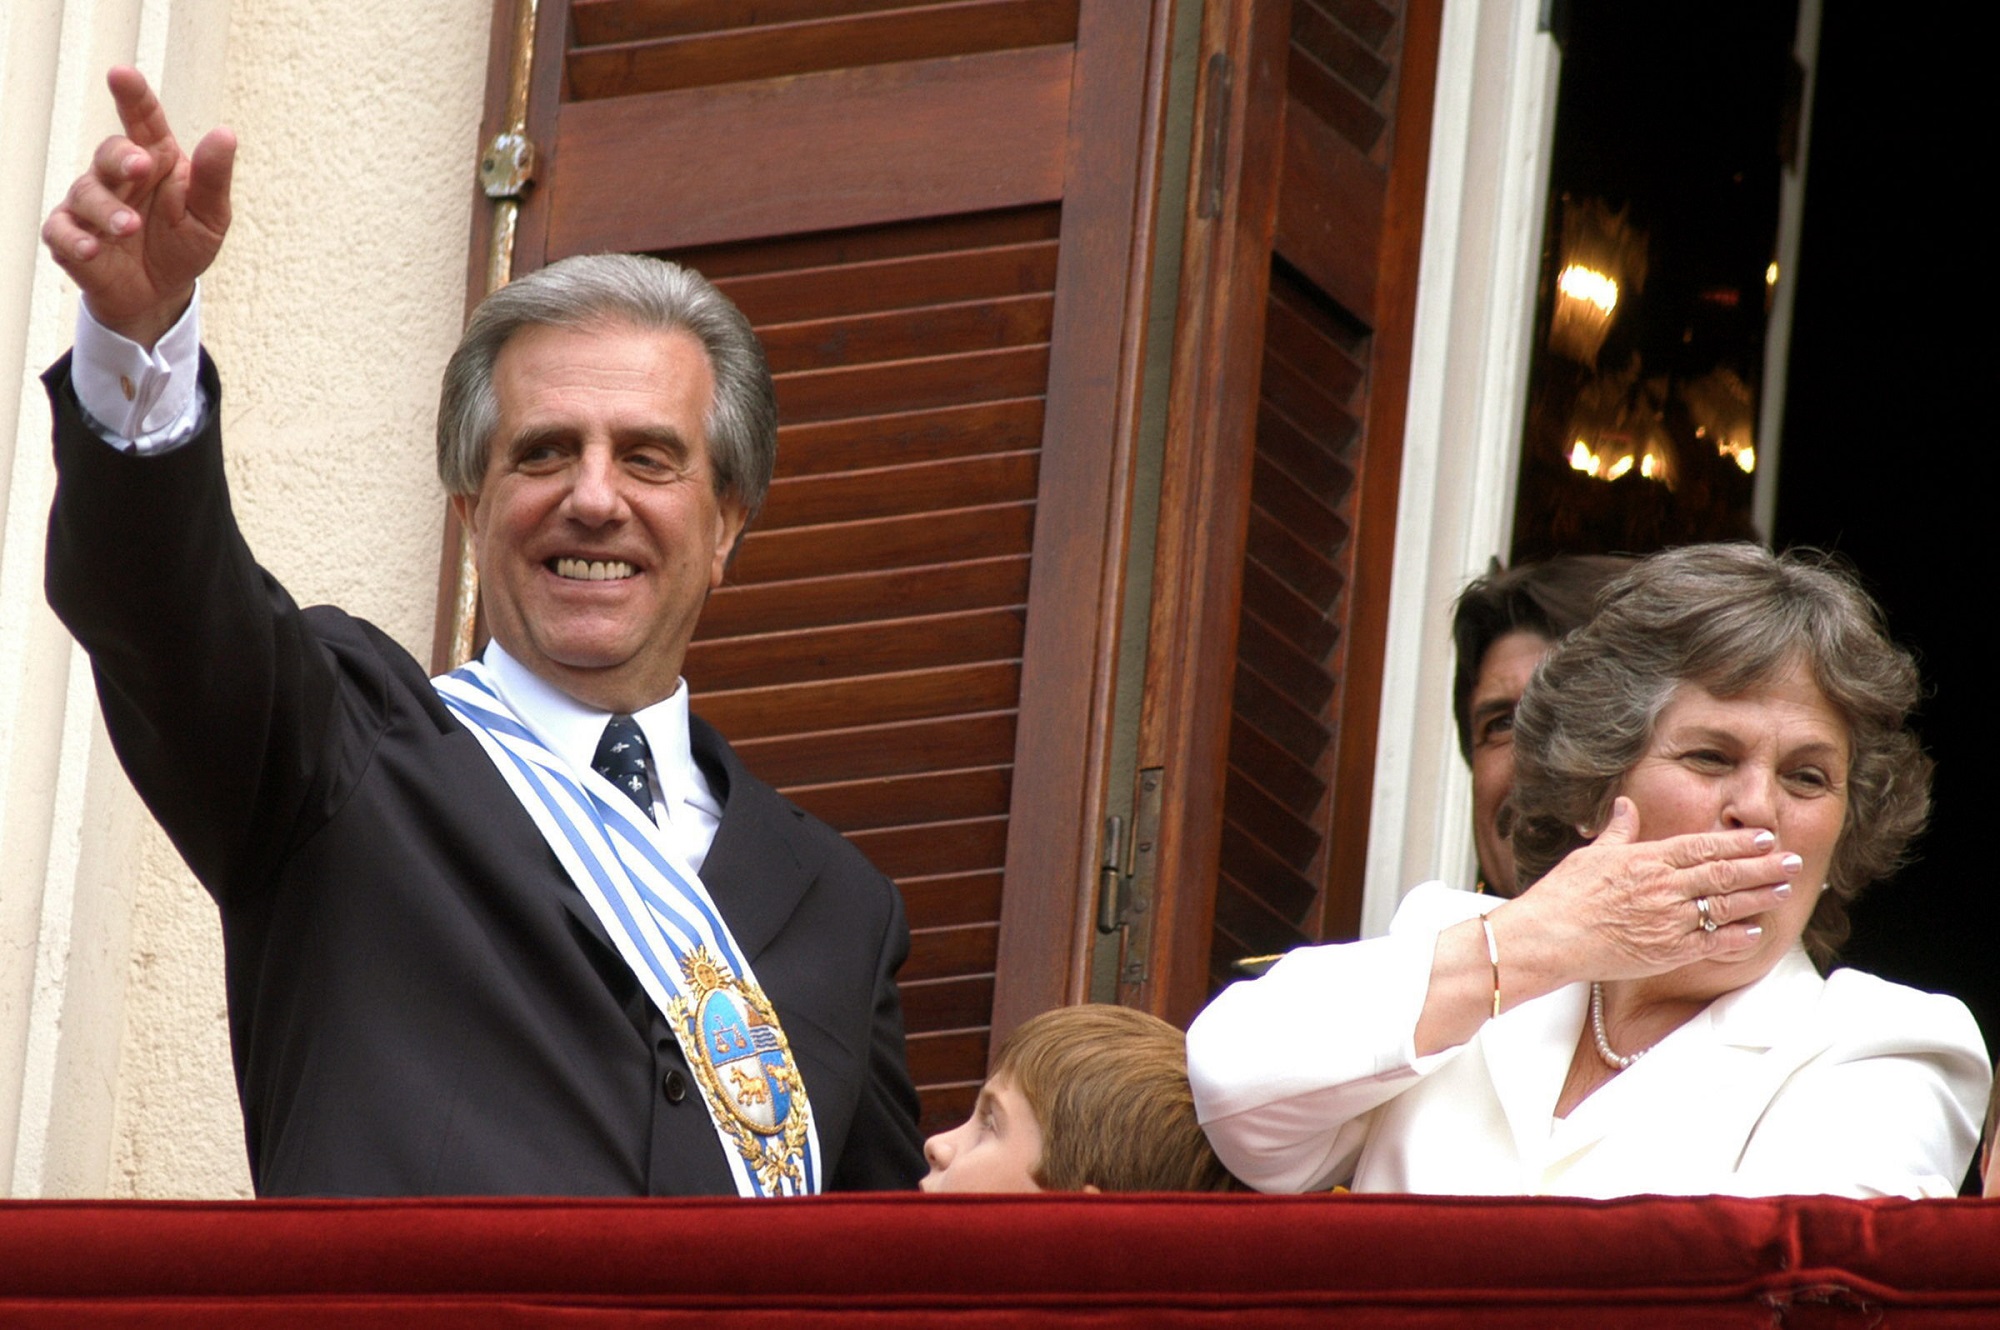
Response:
[904,1025,991,1085]
[687,608,1027,692]
[730,713,1019,789]
[1199,0,1399,983]
[547,50,1075,256]
[728,503,1037,584]
[849,818,1012,881]
[700,557,1032,638]
[569,1,955,48]
[900,870,1005,931]
[789,766,1014,832]
[761,295,1056,374]
[462,0,1175,1134]
[565,0,1079,96]
[751,454,1042,531]
[697,662,1025,740]
[1130,0,1443,1019]
[771,401,1047,478]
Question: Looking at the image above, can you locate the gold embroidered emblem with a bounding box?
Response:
[664,945,813,1194]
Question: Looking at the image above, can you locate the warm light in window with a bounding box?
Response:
[1710,438,1756,474]
[1558,265,1620,315]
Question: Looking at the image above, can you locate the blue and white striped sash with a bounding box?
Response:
[434,661,819,1196]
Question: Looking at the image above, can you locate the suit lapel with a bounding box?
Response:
[1678,949,1831,1164]
[444,711,630,962]
[1484,981,1590,1166]
[458,700,819,978]
[1551,949,1830,1172]
[688,716,819,963]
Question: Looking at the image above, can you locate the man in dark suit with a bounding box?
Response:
[40,67,923,1196]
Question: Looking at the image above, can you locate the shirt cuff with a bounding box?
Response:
[72,288,207,454]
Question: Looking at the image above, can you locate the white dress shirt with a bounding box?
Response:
[481,639,723,872]
[71,291,208,451]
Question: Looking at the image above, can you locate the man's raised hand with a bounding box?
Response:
[41,66,235,349]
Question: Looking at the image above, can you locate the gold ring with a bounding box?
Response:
[1695,896,1718,933]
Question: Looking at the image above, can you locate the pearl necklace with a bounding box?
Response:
[1588,981,1655,1071]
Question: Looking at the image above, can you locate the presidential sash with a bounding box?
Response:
[434,662,819,1196]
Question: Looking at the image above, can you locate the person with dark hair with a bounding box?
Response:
[39,68,922,1196]
[920,1005,1235,1194]
[1451,556,1630,896]
[1191,544,1987,1198]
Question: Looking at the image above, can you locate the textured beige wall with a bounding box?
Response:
[2,0,226,1199]
[1,0,149,1198]
[2,0,490,1198]
[104,0,492,1198]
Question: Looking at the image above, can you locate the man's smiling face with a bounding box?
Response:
[452,319,747,712]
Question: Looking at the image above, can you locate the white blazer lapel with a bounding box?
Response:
[1551,1004,1756,1173]
[1693,950,1832,1167]
[1554,950,1830,1180]
[1483,981,1590,1166]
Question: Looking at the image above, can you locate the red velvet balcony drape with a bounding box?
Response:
[8,1193,2000,1326]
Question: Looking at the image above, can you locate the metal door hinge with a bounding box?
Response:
[1096,814,1128,935]
[1196,54,1232,220]
[1097,767,1164,986]
[480,132,537,201]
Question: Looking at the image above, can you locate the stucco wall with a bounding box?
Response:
[2,0,490,1198]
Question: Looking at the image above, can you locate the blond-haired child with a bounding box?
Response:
[920,1004,1234,1193]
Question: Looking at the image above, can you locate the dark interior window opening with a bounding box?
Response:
[1509,3,2000,1180]
[1511,0,1800,562]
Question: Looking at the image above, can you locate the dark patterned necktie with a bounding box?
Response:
[592,714,656,823]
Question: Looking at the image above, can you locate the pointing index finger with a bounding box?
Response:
[106,66,180,157]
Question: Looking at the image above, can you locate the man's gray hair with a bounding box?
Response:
[1510,542,1931,968]
[436,253,777,519]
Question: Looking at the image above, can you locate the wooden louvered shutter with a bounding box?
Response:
[1126,0,1443,1023]
[453,1,1172,1132]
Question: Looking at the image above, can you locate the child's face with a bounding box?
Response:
[919,1072,1044,1193]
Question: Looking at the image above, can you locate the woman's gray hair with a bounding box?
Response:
[1510,543,1930,967]
[436,253,777,520]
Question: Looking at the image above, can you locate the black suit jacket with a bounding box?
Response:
[43,353,924,1196]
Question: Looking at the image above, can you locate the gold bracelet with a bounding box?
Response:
[1480,915,1501,1020]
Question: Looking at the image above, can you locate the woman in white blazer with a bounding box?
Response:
[1190,544,1988,1199]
